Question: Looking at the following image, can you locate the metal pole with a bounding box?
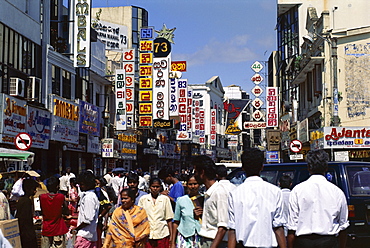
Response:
[331,37,340,126]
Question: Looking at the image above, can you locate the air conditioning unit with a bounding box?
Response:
[9,78,25,97]
[27,76,42,102]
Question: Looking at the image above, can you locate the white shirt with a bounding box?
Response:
[109,176,123,196]
[138,176,146,190]
[281,188,291,236]
[287,175,349,236]
[199,181,234,240]
[59,175,69,191]
[103,173,112,185]
[77,190,100,241]
[228,176,285,247]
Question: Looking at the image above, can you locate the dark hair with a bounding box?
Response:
[96,177,107,187]
[46,176,59,192]
[22,178,39,193]
[306,149,329,174]
[120,188,137,201]
[149,177,162,186]
[158,167,174,180]
[241,147,265,176]
[192,155,217,180]
[127,172,139,183]
[70,177,77,186]
[77,171,96,190]
[279,175,292,189]
[0,179,5,190]
[215,164,228,178]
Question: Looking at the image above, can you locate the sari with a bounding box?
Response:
[103,205,150,248]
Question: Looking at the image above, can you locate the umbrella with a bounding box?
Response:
[112,167,125,173]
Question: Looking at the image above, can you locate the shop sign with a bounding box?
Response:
[187,88,193,135]
[78,100,100,136]
[228,141,238,146]
[243,122,266,129]
[26,106,51,149]
[122,49,136,129]
[297,118,308,143]
[65,135,86,152]
[87,135,100,154]
[169,79,179,116]
[153,119,174,129]
[349,150,370,159]
[102,138,113,157]
[171,61,186,72]
[145,138,158,148]
[210,109,217,146]
[266,151,279,163]
[323,127,370,149]
[176,79,191,140]
[266,87,279,127]
[152,57,170,120]
[0,94,27,136]
[115,69,126,130]
[74,0,91,67]
[199,109,205,144]
[121,141,137,160]
[50,95,79,144]
[92,19,128,50]
[334,151,349,161]
[227,135,238,141]
[216,147,231,159]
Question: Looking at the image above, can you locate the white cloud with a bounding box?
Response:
[173,35,258,66]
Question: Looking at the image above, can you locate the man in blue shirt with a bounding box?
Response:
[127,172,148,205]
[158,166,185,207]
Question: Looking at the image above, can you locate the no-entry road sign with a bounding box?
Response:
[290,139,302,153]
[14,132,32,151]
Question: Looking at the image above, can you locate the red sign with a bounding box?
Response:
[171,61,187,72]
[290,139,302,153]
[15,132,32,150]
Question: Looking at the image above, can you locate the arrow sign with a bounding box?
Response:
[14,132,32,151]
[290,139,302,153]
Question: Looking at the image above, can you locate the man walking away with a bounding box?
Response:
[279,175,292,237]
[228,147,286,248]
[287,149,349,248]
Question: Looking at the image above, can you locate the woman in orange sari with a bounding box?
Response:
[103,188,150,248]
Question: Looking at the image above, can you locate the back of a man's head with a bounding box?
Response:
[215,164,228,179]
[192,155,217,180]
[158,166,174,180]
[47,176,59,192]
[306,149,329,174]
[279,175,292,189]
[241,147,264,177]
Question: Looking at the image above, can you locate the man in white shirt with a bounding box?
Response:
[287,150,349,248]
[58,171,69,195]
[228,147,286,248]
[193,155,230,248]
[103,168,113,185]
[109,171,124,196]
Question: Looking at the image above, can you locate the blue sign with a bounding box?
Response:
[140,27,154,39]
[266,151,279,163]
[78,100,100,136]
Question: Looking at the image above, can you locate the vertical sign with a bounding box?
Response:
[152,57,170,120]
[266,87,279,127]
[74,0,91,67]
[115,69,126,130]
[139,39,154,128]
[176,79,190,140]
[193,99,200,136]
[169,78,178,116]
[199,109,205,144]
[210,109,217,146]
[187,87,193,139]
[122,49,135,128]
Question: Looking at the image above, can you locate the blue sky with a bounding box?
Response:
[92,0,277,93]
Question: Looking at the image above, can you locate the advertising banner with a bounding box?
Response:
[115,69,126,130]
[26,106,51,149]
[266,87,279,127]
[323,127,370,149]
[0,94,27,136]
[122,49,136,129]
[176,79,191,140]
[78,100,100,136]
[50,95,79,144]
[92,19,128,50]
[152,57,170,120]
[87,135,100,154]
[74,0,91,67]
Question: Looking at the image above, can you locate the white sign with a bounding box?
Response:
[169,79,179,116]
[0,94,27,135]
[15,132,32,150]
[251,85,263,97]
[153,57,170,120]
[74,0,91,67]
[290,153,303,160]
[252,110,264,121]
[252,98,264,109]
[243,122,266,129]
[251,61,263,72]
[290,139,302,153]
[26,106,51,149]
[210,109,217,146]
[266,87,279,127]
[199,109,205,144]
[334,151,349,161]
[115,69,126,130]
[323,127,370,149]
[92,19,128,50]
[101,138,114,157]
[251,73,264,84]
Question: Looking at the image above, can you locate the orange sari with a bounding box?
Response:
[103,205,150,248]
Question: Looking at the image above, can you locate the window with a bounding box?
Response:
[62,70,71,99]
[52,65,61,95]
[347,166,370,196]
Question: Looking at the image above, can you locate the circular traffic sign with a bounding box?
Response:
[290,139,302,153]
[14,132,32,151]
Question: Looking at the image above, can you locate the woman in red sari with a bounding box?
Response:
[103,188,150,248]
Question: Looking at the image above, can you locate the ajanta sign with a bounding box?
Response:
[321,127,370,149]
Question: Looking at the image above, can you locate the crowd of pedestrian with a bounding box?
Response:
[0,148,350,248]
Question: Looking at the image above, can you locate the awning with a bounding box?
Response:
[0,148,34,164]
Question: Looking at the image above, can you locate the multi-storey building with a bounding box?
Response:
[277,0,370,161]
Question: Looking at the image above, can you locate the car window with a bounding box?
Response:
[346,166,370,196]
[260,171,279,184]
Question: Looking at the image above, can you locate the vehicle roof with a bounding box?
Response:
[263,161,370,167]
